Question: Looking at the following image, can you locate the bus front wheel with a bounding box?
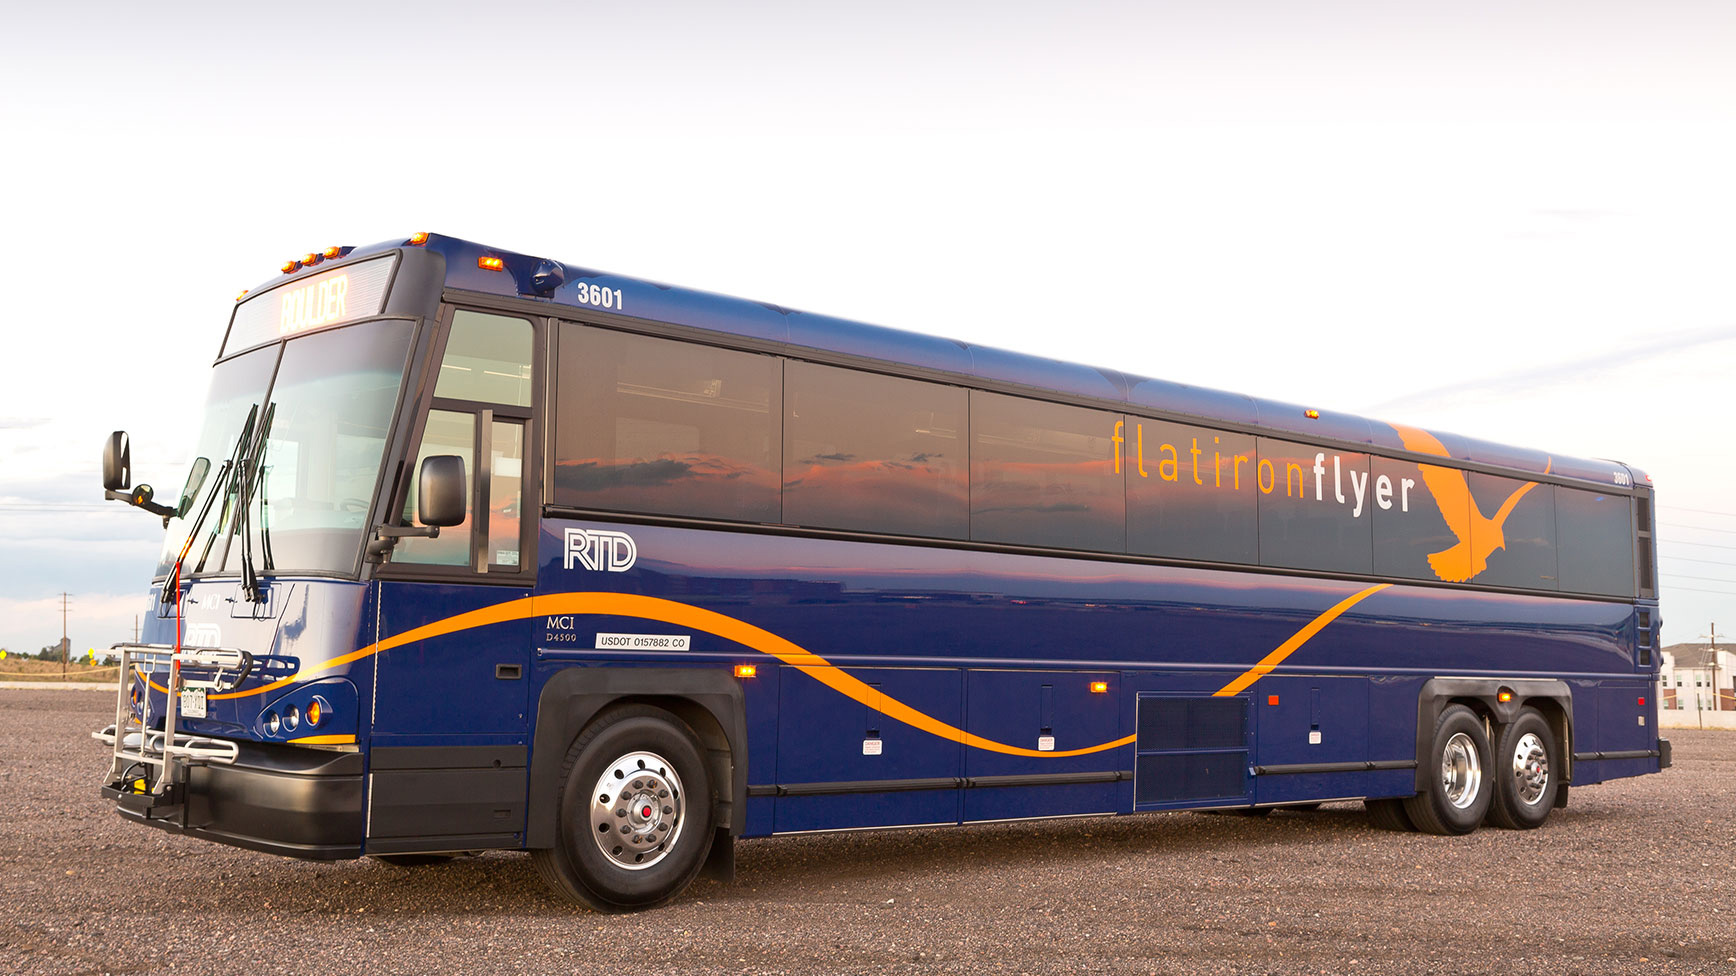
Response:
[1485,708,1559,830]
[532,705,715,912]
[1402,704,1492,835]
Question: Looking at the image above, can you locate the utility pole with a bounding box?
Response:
[60,592,71,675]
[1701,624,1722,713]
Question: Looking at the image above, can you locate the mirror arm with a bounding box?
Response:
[105,487,176,525]
[367,523,440,563]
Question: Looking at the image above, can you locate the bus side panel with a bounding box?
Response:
[773,666,963,833]
[961,668,1123,822]
[1250,675,1370,805]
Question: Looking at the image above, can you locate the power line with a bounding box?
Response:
[1659,566,1736,580]
[1661,539,1736,552]
[1659,521,1736,536]
[1660,505,1736,519]
[1667,584,1736,596]
[1662,554,1736,568]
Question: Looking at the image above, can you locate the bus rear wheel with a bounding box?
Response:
[532,705,714,912]
[1402,704,1492,835]
[1486,708,1558,830]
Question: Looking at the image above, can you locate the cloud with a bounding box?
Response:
[0,417,48,430]
[1364,322,1736,414]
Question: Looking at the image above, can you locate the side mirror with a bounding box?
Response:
[417,455,467,527]
[103,431,131,491]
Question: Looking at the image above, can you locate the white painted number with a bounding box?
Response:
[575,282,623,311]
[1613,470,1632,487]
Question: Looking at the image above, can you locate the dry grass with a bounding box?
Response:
[0,657,120,682]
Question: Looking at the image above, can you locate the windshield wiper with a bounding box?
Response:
[232,403,276,603]
[183,405,259,587]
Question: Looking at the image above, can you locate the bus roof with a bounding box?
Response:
[256,233,1643,491]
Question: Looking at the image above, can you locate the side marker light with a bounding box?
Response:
[478,256,505,271]
[1304,409,1320,420]
[734,664,757,679]
[1497,690,1513,703]
[1089,681,1109,694]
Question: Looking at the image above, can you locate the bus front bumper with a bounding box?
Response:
[103,740,365,860]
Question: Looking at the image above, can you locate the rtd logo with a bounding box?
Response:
[183,622,223,647]
[564,528,638,572]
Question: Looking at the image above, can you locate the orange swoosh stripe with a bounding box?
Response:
[167,587,1384,756]
[1212,583,1390,696]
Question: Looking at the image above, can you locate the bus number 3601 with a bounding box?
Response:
[574,283,624,311]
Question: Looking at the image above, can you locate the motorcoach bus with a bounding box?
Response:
[97,233,1667,911]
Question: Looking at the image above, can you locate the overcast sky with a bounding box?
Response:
[1,1,1732,654]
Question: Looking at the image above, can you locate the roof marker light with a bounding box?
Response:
[734,664,757,679]
[302,252,320,267]
[1304,409,1320,420]
[281,260,299,274]
[407,232,429,246]
[235,289,249,301]
[323,246,342,260]
[478,256,505,271]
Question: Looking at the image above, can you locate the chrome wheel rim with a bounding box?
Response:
[1440,731,1483,810]
[589,750,684,870]
[1510,731,1550,805]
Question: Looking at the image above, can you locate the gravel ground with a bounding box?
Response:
[2,689,1732,976]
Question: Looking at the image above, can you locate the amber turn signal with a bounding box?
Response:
[734,664,757,679]
[478,256,505,271]
[1089,681,1108,694]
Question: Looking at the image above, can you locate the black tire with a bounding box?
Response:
[369,853,458,867]
[1364,797,1416,832]
[532,705,715,912]
[1486,708,1559,830]
[1403,704,1493,835]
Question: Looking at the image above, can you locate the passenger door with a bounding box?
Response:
[368,308,541,851]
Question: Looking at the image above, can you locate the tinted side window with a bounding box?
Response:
[1256,438,1373,574]
[553,325,780,522]
[1125,418,1256,563]
[783,361,968,538]
[1468,472,1557,590]
[1556,487,1634,597]
[970,391,1123,552]
[1370,455,1458,581]
[435,310,534,406]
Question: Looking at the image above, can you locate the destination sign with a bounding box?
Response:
[222,255,396,357]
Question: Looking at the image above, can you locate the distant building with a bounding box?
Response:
[1658,643,1736,712]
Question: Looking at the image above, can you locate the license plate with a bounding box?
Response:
[179,687,207,719]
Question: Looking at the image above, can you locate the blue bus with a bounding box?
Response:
[97,233,1667,911]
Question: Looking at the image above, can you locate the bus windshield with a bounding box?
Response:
[153,319,415,579]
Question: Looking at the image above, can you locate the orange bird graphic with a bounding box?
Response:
[1390,424,1550,583]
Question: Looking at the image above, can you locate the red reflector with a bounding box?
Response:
[1267,695,1280,706]
[1638,697,1646,706]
